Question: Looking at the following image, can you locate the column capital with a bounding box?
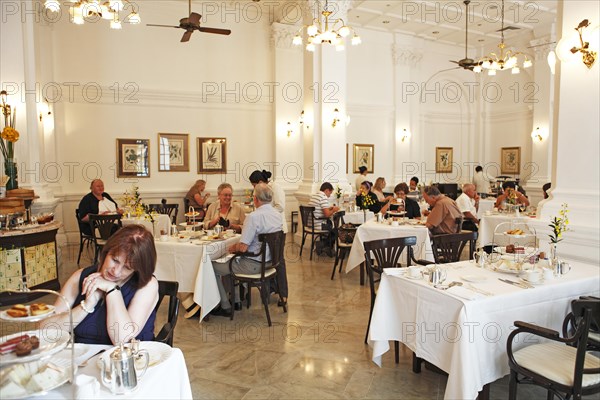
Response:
[391,45,422,67]
[529,37,553,61]
[271,22,302,50]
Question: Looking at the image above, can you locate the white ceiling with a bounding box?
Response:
[347,0,557,48]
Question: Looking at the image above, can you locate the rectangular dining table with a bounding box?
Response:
[345,220,435,274]
[154,235,240,321]
[48,343,192,399]
[368,260,600,400]
[122,214,171,238]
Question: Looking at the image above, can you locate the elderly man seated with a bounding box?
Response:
[423,186,462,235]
[308,182,340,256]
[456,184,480,232]
[210,183,283,317]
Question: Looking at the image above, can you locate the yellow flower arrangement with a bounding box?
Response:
[0,91,19,161]
[549,203,570,244]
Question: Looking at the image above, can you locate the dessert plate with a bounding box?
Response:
[0,305,56,322]
[0,330,70,366]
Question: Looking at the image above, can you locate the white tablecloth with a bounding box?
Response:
[478,214,534,246]
[122,214,171,238]
[369,261,600,400]
[342,210,374,225]
[49,343,192,399]
[154,235,240,321]
[345,220,434,272]
[476,198,496,219]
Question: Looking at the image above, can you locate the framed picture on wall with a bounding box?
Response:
[197,138,227,173]
[158,133,189,172]
[346,143,349,174]
[116,139,150,178]
[435,147,453,173]
[501,147,521,174]
[353,144,374,173]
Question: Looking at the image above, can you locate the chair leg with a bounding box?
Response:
[260,284,272,327]
[412,352,422,373]
[300,232,307,256]
[331,246,340,280]
[364,297,375,344]
[309,232,315,260]
[77,239,84,265]
[339,250,347,273]
[229,276,235,321]
[508,370,518,400]
[360,262,365,286]
[394,341,400,364]
[546,390,553,400]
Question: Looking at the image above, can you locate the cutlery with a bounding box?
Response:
[466,284,494,296]
[78,349,106,367]
[435,281,462,290]
[498,278,532,289]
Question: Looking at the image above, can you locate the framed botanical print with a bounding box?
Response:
[158,133,189,172]
[501,147,521,174]
[116,139,150,178]
[197,138,227,174]
[353,144,374,173]
[435,147,453,173]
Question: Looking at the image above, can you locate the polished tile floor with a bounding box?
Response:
[61,237,561,400]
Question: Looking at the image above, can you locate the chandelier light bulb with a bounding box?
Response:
[128,11,140,24]
[307,24,318,36]
[473,65,482,73]
[351,35,361,45]
[488,69,496,76]
[336,44,345,52]
[110,18,122,29]
[339,26,350,37]
[109,0,123,12]
[511,66,520,74]
[44,0,60,12]
[523,59,532,68]
[292,35,302,46]
[306,43,316,52]
[313,35,323,44]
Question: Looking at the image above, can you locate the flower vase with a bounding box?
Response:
[549,243,558,267]
[4,160,18,190]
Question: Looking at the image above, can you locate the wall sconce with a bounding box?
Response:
[286,122,294,138]
[39,98,52,121]
[556,19,599,69]
[400,128,411,142]
[332,108,340,128]
[531,127,548,142]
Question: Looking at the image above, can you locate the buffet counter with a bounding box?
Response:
[0,221,62,305]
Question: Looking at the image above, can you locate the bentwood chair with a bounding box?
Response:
[563,296,600,352]
[364,236,417,364]
[88,213,122,264]
[148,199,179,224]
[299,206,330,260]
[228,231,286,326]
[415,231,478,266]
[331,212,357,280]
[154,280,180,347]
[75,209,94,265]
[507,297,600,400]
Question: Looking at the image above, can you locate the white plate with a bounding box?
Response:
[0,305,56,322]
[404,274,423,280]
[52,343,90,363]
[493,264,521,275]
[0,360,71,399]
[521,277,544,286]
[503,233,528,238]
[0,329,71,366]
[179,222,202,228]
[461,275,488,283]
[98,341,173,372]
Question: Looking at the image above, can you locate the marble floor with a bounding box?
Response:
[50,238,579,399]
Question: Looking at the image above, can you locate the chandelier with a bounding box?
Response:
[43,0,141,29]
[292,0,361,52]
[473,0,532,75]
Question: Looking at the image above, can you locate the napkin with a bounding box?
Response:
[446,286,484,301]
[214,253,235,263]
[73,374,100,399]
[383,268,407,277]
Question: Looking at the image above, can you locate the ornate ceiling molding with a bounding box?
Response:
[529,37,554,61]
[391,45,422,67]
[271,22,302,50]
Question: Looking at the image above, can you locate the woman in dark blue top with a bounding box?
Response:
[45,225,158,345]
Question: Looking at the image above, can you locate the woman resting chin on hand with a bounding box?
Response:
[43,225,159,345]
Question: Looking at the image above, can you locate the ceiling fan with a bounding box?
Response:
[147,0,231,42]
[449,0,480,71]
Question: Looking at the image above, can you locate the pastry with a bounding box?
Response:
[30,303,51,316]
[506,244,515,254]
[29,336,40,350]
[514,247,525,254]
[6,308,28,318]
[15,341,33,357]
[0,334,30,354]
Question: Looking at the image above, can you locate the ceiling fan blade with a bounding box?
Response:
[147,24,181,28]
[198,27,231,35]
[181,31,193,42]
[449,60,459,64]
[188,12,201,25]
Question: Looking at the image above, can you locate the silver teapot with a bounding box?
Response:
[101,342,149,395]
[472,248,488,268]
[428,265,447,285]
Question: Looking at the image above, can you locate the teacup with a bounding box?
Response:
[543,268,554,281]
[524,269,541,283]
[226,229,234,235]
[408,266,421,278]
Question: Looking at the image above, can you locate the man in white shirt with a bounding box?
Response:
[456,183,480,232]
[472,166,492,195]
[355,166,368,192]
[308,182,340,255]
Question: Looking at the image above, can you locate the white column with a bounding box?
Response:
[392,43,422,186]
[534,0,599,263]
